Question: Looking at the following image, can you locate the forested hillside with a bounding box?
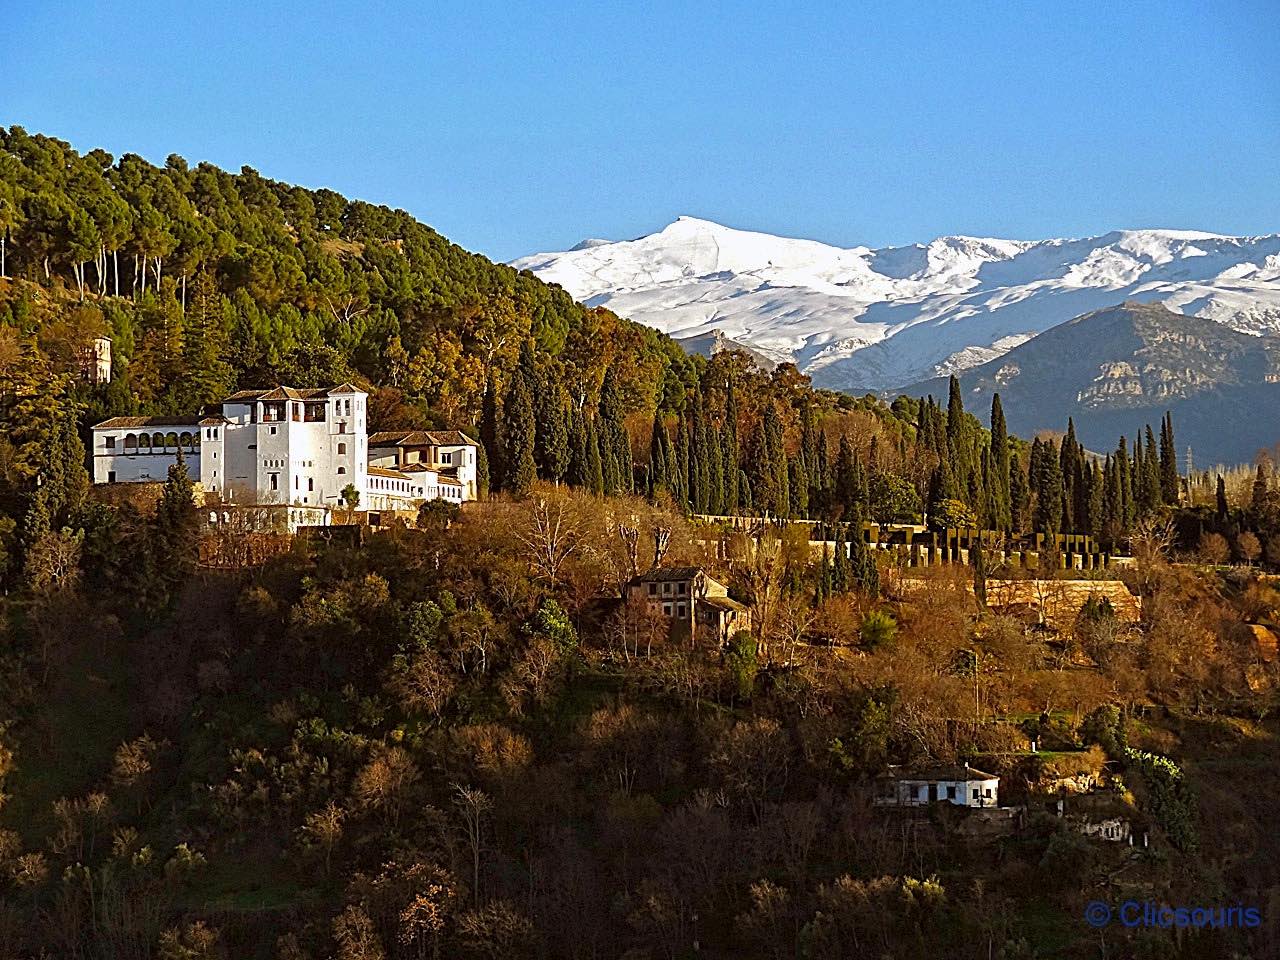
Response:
[4,129,1280,958]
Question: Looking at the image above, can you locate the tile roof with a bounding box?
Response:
[367,466,418,481]
[223,384,365,403]
[886,764,999,783]
[95,415,207,429]
[700,595,747,612]
[631,566,704,583]
[368,430,476,447]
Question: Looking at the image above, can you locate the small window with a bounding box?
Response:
[677,582,687,595]
[105,436,116,449]
[676,602,687,618]
[337,442,347,455]
[338,466,346,475]
[947,785,957,799]
[308,478,314,491]
[971,788,979,800]
[270,474,278,491]
[662,602,673,616]
[270,426,277,435]
[662,582,672,596]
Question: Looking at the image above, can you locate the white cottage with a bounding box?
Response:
[877,763,1000,809]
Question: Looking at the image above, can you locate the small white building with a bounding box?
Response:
[877,763,1000,809]
[92,384,478,526]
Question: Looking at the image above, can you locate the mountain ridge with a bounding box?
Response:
[511,217,1280,391]
[902,301,1280,464]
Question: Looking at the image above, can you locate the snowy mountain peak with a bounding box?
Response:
[510,219,1280,390]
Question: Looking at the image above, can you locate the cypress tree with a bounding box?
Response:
[708,420,725,514]
[599,368,631,495]
[813,428,830,518]
[831,522,850,593]
[675,414,691,509]
[738,470,752,512]
[692,390,710,512]
[767,405,789,517]
[946,375,965,460]
[536,385,570,483]
[1139,426,1161,516]
[585,416,604,495]
[1116,437,1133,528]
[847,505,879,598]
[1159,412,1178,505]
[722,380,740,514]
[1216,475,1229,520]
[502,372,537,495]
[567,406,590,488]
[648,411,670,494]
[1034,439,1063,535]
[1010,451,1030,533]
[816,542,832,606]
[989,394,1011,530]
[480,373,502,491]
[1060,419,1080,533]
[1251,463,1269,512]
[789,456,808,518]
[834,435,857,515]
[1086,461,1104,541]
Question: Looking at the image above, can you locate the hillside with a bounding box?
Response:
[512,216,1280,392]
[903,302,1280,464]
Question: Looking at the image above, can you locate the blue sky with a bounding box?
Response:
[6,1,1279,261]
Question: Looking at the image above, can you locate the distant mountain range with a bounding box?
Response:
[511,216,1280,392]
[513,217,1280,462]
[905,302,1280,465]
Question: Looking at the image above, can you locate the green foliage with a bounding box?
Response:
[859,609,897,649]
[1124,748,1198,853]
[724,630,759,701]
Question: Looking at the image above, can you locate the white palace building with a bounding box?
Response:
[92,383,478,526]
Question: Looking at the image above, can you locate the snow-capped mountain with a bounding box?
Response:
[511,217,1280,391]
